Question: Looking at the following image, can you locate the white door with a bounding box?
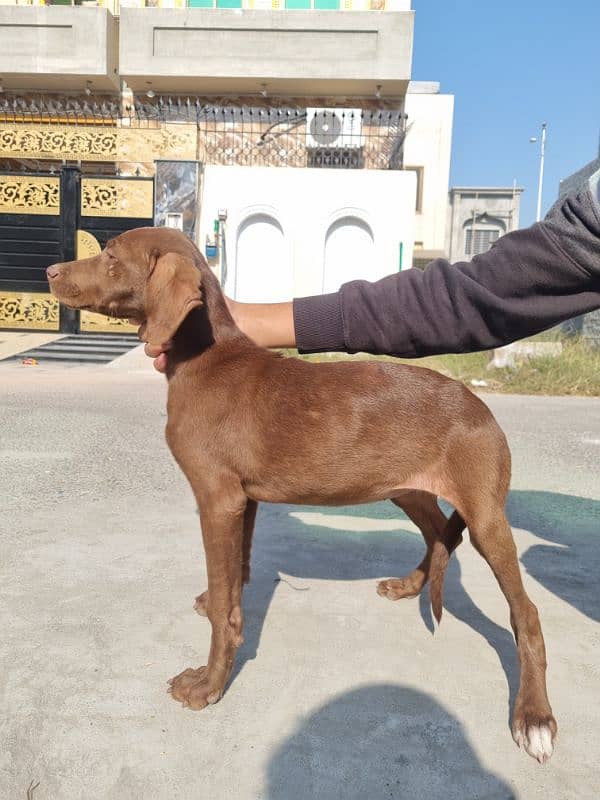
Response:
[323,217,375,293]
[232,214,293,302]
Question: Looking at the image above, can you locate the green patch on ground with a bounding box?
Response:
[281,335,600,397]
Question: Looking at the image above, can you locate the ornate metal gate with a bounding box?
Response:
[0,168,153,334]
[0,171,63,331]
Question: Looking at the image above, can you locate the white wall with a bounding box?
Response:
[403,91,454,254]
[200,165,416,301]
[235,213,292,302]
[323,216,375,294]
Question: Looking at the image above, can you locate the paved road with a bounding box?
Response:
[1,362,599,799]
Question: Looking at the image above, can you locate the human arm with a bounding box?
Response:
[292,169,600,357]
[146,169,600,367]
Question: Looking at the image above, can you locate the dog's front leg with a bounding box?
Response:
[194,498,258,617]
[169,485,247,710]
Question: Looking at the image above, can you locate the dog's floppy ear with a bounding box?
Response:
[141,252,202,346]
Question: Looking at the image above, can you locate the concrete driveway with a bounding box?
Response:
[1,363,599,799]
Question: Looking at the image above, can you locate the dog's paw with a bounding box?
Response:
[167,667,223,710]
[377,576,424,601]
[512,711,557,763]
[193,591,208,616]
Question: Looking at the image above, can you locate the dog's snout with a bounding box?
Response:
[46,265,60,280]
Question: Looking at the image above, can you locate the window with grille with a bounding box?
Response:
[465,227,500,256]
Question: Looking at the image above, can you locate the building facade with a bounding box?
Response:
[558,139,600,346]
[558,138,600,198]
[404,81,453,267]
[445,186,522,267]
[0,1,453,333]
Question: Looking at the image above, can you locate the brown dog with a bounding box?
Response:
[48,227,556,763]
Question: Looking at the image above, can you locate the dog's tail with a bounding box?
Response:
[429,511,466,624]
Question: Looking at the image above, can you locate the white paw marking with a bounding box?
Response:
[513,724,554,763]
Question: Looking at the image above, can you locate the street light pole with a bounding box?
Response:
[530,122,547,222]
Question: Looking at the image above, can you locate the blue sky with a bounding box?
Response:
[411,0,599,226]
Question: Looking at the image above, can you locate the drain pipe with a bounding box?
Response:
[217,209,228,289]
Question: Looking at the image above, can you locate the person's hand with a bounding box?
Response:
[133,320,171,373]
[139,295,295,372]
[138,299,237,373]
[144,341,170,373]
[225,297,296,349]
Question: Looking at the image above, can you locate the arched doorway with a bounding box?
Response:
[323,216,374,293]
[232,213,292,302]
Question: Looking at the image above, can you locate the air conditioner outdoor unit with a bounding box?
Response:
[306,108,364,149]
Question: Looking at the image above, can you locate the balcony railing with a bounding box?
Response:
[195,105,406,170]
[0,94,407,171]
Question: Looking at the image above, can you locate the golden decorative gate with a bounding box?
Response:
[0,169,153,334]
[0,173,62,331]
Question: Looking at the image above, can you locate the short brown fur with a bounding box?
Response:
[48,227,557,763]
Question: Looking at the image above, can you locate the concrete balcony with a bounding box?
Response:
[0,7,118,91]
[119,9,413,97]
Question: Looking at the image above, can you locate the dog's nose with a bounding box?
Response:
[46,266,60,280]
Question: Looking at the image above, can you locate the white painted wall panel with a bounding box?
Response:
[200,165,416,301]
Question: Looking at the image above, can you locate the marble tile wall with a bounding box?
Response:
[154,160,199,241]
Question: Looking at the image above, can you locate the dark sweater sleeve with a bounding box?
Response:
[293,170,600,357]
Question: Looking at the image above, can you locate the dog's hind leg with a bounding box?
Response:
[377,490,463,603]
[466,507,556,762]
[195,499,258,617]
[241,499,258,585]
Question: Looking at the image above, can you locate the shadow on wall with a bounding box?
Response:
[266,684,515,800]
[507,491,600,623]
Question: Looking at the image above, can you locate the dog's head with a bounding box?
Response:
[47,227,203,347]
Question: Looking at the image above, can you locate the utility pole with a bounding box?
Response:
[530,122,547,222]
